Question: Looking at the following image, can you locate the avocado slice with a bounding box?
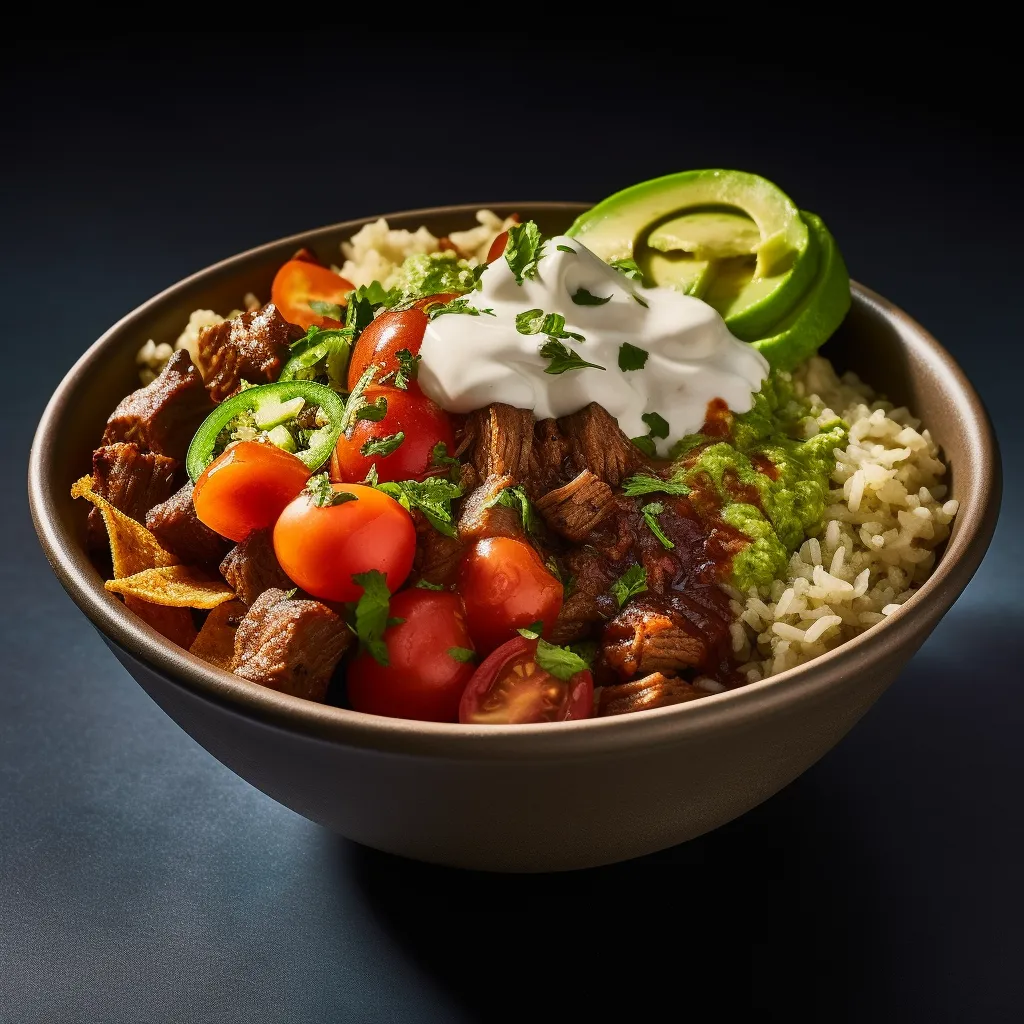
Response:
[751,211,850,371]
[567,169,818,339]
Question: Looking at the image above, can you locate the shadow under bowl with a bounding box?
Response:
[28,203,1001,872]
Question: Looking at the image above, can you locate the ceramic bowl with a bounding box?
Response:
[28,203,1001,872]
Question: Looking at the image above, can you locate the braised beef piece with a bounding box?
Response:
[87,442,178,549]
[530,418,572,496]
[457,474,523,542]
[556,403,650,487]
[597,673,706,717]
[197,303,302,402]
[231,588,350,702]
[599,591,732,679]
[535,470,615,542]
[219,528,293,606]
[412,510,467,587]
[102,350,213,462]
[459,403,537,483]
[548,546,619,644]
[146,482,231,569]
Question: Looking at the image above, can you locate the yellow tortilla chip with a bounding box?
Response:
[105,565,236,608]
[189,599,246,670]
[125,596,198,648]
[71,476,179,578]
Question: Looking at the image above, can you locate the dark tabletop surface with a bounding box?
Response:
[2,35,1021,1022]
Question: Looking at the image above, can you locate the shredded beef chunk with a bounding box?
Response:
[219,528,293,606]
[412,511,466,587]
[557,403,649,487]
[460,403,537,484]
[102,350,213,462]
[536,470,615,542]
[88,442,178,549]
[231,588,350,701]
[457,474,523,541]
[197,303,302,402]
[597,673,706,717]
[146,482,231,568]
[600,594,720,679]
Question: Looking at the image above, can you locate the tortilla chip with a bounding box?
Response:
[105,565,236,609]
[125,596,198,648]
[189,599,246,670]
[71,476,179,578]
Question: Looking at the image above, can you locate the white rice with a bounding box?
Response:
[727,355,957,681]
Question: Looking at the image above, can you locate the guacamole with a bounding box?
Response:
[391,251,478,303]
[671,372,846,591]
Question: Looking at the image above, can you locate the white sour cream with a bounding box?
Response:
[418,235,768,453]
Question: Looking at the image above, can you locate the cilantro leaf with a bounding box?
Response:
[484,485,537,534]
[534,638,589,681]
[424,296,495,321]
[517,621,544,640]
[515,308,585,343]
[447,646,476,663]
[344,282,395,338]
[504,221,545,284]
[610,564,648,607]
[641,501,675,549]
[340,362,380,432]
[430,441,461,483]
[609,257,644,282]
[309,298,343,321]
[360,431,405,458]
[393,348,421,390]
[571,287,612,306]
[375,477,463,537]
[305,474,358,508]
[351,569,393,665]
[539,339,605,375]
[556,244,576,254]
[618,343,649,372]
[355,396,387,422]
[631,436,657,457]
[642,412,670,438]
[415,579,445,591]
[622,472,691,498]
[633,293,649,308]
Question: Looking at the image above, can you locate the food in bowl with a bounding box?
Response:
[75,171,958,727]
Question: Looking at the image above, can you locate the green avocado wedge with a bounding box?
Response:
[567,169,819,340]
[752,211,850,371]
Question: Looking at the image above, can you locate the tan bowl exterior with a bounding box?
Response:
[28,203,1001,872]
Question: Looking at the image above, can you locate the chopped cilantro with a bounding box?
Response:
[571,287,612,306]
[447,646,476,663]
[351,569,394,665]
[641,501,675,549]
[430,441,461,483]
[514,308,585,343]
[556,244,576,253]
[618,343,649,372]
[309,298,343,321]
[394,349,421,390]
[610,564,648,607]
[340,363,380,432]
[375,477,463,537]
[539,339,605,375]
[360,431,405,458]
[415,579,445,591]
[504,221,545,284]
[622,472,690,498]
[484,485,537,534]
[633,293,649,308]
[344,282,395,338]
[517,621,544,640]
[534,638,589,681]
[424,296,495,321]
[305,474,358,508]
[642,412,670,438]
[609,257,644,282]
[631,436,657,457]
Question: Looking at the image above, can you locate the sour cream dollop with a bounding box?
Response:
[418,235,768,452]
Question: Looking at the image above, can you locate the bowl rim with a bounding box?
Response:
[28,202,1002,761]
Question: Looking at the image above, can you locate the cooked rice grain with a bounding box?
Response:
[731,356,957,679]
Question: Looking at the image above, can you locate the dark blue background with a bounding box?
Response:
[2,36,1021,1021]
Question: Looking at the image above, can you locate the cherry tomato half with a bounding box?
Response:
[457,537,563,655]
[459,636,593,725]
[193,440,311,543]
[271,259,355,331]
[272,483,415,602]
[347,590,476,722]
[330,386,454,484]
[345,293,461,392]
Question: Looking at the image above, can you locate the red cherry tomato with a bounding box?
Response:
[347,590,476,722]
[271,260,354,330]
[272,482,415,602]
[486,230,509,264]
[192,440,311,542]
[330,386,454,484]
[459,636,593,725]
[457,537,563,655]
[345,293,462,391]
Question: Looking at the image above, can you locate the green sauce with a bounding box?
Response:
[671,371,846,591]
